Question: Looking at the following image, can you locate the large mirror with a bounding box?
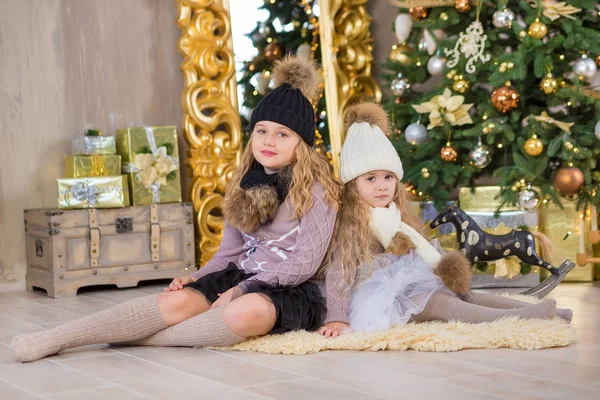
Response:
[176,0,381,264]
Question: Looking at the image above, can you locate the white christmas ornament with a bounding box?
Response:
[394,14,413,44]
[423,29,437,56]
[427,55,446,76]
[257,72,270,95]
[296,43,312,60]
[445,21,491,74]
[573,56,597,81]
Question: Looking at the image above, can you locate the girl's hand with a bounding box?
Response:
[165,276,195,292]
[318,322,350,338]
[211,286,243,309]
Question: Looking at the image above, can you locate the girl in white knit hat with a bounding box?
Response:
[318,102,570,337]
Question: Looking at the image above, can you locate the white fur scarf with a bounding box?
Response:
[369,202,442,265]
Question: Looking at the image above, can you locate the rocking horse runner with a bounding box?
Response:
[431,205,576,298]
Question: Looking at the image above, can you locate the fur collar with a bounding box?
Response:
[222,164,292,233]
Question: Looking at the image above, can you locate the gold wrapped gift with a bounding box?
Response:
[72,135,116,155]
[57,176,130,209]
[459,186,519,212]
[116,126,182,205]
[540,202,594,282]
[65,155,121,178]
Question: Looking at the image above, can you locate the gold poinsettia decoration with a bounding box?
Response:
[534,111,574,133]
[134,146,178,188]
[412,88,474,129]
[529,0,581,21]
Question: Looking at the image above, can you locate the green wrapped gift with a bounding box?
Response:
[65,155,121,177]
[57,176,130,209]
[116,126,181,205]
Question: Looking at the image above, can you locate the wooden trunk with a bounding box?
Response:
[24,203,195,297]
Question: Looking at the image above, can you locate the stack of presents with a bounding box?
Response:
[24,126,195,297]
[414,186,597,289]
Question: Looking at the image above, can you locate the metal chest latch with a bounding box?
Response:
[116,217,133,234]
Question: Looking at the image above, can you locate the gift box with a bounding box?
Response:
[57,176,130,209]
[64,155,121,178]
[465,210,541,288]
[459,186,519,211]
[116,126,181,205]
[72,135,117,155]
[540,202,595,282]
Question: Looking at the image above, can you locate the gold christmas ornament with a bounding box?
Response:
[390,44,413,66]
[564,141,574,150]
[455,0,471,13]
[452,78,470,94]
[264,42,283,62]
[410,7,429,20]
[519,30,527,39]
[554,167,584,196]
[440,12,449,21]
[540,73,558,94]
[524,133,544,156]
[421,167,430,178]
[528,19,548,39]
[441,144,458,162]
[491,85,520,113]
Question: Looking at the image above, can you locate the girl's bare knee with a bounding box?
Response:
[223,293,277,336]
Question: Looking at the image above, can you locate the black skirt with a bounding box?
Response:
[184,263,326,334]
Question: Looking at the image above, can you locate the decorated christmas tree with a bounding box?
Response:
[238,0,330,159]
[383,0,600,212]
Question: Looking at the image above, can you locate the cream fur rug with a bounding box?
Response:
[215,294,576,354]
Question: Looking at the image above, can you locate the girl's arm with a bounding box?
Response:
[190,222,245,281]
[237,184,336,293]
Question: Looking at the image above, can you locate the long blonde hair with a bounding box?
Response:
[320,178,423,292]
[228,137,341,217]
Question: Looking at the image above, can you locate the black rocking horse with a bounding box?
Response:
[430,204,576,298]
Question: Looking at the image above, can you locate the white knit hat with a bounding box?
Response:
[339,103,404,184]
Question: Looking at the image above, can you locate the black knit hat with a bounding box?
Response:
[250,56,319,146]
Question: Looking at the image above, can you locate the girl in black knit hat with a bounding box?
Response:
[12,56,341,362]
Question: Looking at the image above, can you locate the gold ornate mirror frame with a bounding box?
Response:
[177,0,381,265]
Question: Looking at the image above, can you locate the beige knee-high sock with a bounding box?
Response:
[461,291,538,309]
[114,307,244,348]
[462,291,573,323]
[11,295,167,362]
[413,291,557,324]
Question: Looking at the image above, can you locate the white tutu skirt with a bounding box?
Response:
[348,249,448,333]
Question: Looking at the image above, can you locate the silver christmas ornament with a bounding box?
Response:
[518,185,541,211]
[390,74,411,97]
[594,120,600,140]
[492,8,515,29]
[573,56,598,81]
[469,138,492,168]
[427,55,446,76]
[404,123,428,145]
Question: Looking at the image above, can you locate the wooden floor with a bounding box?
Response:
[1,281,598,399]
